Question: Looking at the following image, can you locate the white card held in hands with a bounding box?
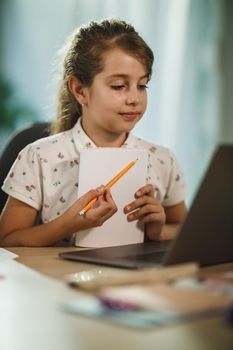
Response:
[76,148,149,247]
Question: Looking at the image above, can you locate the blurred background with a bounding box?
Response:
[0,0,232,205]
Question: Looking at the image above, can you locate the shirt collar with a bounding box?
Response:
[71,118,96,150]
[71,117,137,150]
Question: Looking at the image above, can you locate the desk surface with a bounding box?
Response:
[1,247,232,350]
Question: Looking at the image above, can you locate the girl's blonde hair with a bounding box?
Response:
[52,18,154,134]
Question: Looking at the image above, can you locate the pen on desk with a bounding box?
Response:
[79,159,138,216]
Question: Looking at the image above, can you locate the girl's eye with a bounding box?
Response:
[111,85,125,90]
[110,84,148,91]
[138,84,148,90]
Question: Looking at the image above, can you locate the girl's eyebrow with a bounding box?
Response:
[105,74,149,80]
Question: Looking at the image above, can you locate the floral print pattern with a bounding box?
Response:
[2,118,187,226]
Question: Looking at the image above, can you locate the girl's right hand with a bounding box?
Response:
[60,186,118,233]
[0,187,117,247]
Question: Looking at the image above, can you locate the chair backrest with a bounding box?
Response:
[0,122,50,212]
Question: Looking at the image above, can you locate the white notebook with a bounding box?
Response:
[75,148,149,247]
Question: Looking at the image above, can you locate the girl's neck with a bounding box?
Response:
[81,119,128,147]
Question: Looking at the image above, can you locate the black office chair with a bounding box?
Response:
[0,122,50,212]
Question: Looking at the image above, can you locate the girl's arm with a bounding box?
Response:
[124,184,186,241]
[0,189,117,247]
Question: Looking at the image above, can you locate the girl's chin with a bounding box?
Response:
[114,124,136,134]
[105,118,139,135]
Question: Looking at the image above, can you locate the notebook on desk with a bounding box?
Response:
[59,144,233,269]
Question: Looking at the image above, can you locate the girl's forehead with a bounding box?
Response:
[100,48,147,77]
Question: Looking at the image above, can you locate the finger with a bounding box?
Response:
[87,201,112,219]
[102,190,118,218]
[96,190,117,210]
[135,184,155,198]
[139,212,166,225]
[78,186,105,207]
[87,199,117,226]
[99,205,118,224]
[91,190,117,223]
[105,190,117,208]
[127,203,161,222]
[124,196,159,213]
[89,190,116,213]
[96,194,106,205]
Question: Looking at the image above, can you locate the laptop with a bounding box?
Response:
[59,144,233,269]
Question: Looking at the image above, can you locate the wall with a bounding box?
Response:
[220,0,233,142]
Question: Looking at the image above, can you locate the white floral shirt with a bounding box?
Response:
[2,118,187,225]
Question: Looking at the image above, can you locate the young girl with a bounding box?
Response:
[0,19,187,247]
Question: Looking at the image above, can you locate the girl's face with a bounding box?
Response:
[80,48,148,146]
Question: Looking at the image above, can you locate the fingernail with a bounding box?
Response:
[125,206,130,212]
[97,185,105,192]
[128,214,133,221]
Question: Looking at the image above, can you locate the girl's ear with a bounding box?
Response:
[68,76,87,105]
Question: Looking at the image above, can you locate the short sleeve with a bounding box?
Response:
[162,150,187,207]
[1,144,43,210]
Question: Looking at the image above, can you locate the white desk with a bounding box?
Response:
[0,247,232,350]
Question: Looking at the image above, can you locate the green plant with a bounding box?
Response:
[0,80,37,129]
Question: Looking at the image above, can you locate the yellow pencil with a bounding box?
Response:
[79,159,138,216]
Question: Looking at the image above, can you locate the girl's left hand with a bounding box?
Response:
[123,184,166,239]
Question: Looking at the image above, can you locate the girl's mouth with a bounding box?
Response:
[119,112,140,121]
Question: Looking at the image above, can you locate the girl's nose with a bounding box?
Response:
[125,88,140,105]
